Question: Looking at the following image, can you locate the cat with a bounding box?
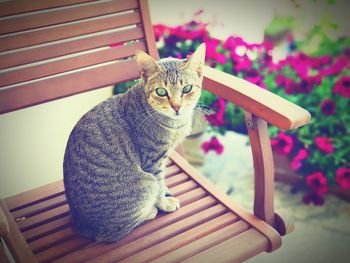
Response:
[63,43,206,242]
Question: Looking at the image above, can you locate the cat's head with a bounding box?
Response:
[135,44,206,118]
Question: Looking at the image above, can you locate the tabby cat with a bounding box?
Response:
[63,43,206,242]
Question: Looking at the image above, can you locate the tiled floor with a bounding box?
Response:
[185,131,350,263]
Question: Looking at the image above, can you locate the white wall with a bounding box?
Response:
[0,88,112,198]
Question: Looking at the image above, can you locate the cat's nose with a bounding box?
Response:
[172,105,181,113]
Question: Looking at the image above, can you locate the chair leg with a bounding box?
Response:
[245,113,276,228]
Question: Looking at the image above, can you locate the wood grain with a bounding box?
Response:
[0,0,95,17]
[245,113,276,227]
[0,0,139,35]
[0,200,37,263]
[0,41,146,87]
[169,151,282,252]
[0,11,142,52]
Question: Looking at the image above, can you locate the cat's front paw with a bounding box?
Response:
[158,197,180,212]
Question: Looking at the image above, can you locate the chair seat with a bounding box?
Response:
[2,152,281,263]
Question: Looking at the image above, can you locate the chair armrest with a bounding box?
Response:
[0,201,9,237]
[202,66,311,130]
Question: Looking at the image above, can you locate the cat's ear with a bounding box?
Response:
[185,43,206,77]
[135,50,161,82]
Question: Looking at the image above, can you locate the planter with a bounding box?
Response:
[273,151,350,201]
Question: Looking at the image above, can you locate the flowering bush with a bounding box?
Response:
[151,19,350,205]
[113,17,349,205]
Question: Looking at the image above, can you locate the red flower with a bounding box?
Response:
[322,55,348,77]
[271,132,294,155]
[306,172,329,196]
[302,192,325,206]
[206,98,226,126]
[314,137,334,154]
[320,99,336,115]
[202,136,224,154]
[333,76,350,98]
[335,167,350,189]
[290,149,308,171]
[205,38,226,64]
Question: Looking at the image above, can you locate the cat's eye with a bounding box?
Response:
[182,84,192,94]
[156,88,168,97]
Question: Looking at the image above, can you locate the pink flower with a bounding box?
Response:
[202,136,224,154]
[320,99,336,115]
[333,76,350,98]
[314,137,334,154]
[306,172,329,196]
[234,56,252,71]
[321,55,348,76]
[153,24,169,41]
[206,98,226,126]
[110,42,124,48]
[271,132,293,155]
[290,149,308,171]
[335,167,350,189]
[205,38,226,64]
[302,192,325,206]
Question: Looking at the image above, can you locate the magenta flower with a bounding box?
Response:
[290,149,308,171]
[315,137,334,154]
[234,56,252,71]
[320,99,336,115]
[206,98,226,127]
[202,136,224,154]
[321,55,348,76]
[302,192,325,206]
[271,132,294,155]
[153,24,168,41]
[333,76,350,98]
[306,172,329,196]
[335,167,350,189]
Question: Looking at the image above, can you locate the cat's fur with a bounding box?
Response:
[63,44,206,242]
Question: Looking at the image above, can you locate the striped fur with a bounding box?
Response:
[63,44,206,242]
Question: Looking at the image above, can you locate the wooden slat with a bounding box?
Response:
[183,229,269,263]
[37,237,91,263]
[165,158,174,167]
[85,204,227,263]
[17,204,70,232]
[166,172,189,188]
[0,25,144,70]
[30,226,76,253]
[171,180,197,196]
[5,181,64,211]
[0,200,37,263]
[44,196,217,263]
[165,164,182,178]
[22,181,206,246]
[0,0,139,35]
[0,0,96,17]
[29,193,213,262]
[121,213,239,263]
[152,220,250,263]
[12,194,66,220]
[0,58,140,114]
[23,215,71,242]
[0,41,146,87]
[0,11,142,52]
[6,162,179,213]
[169,151,282,252]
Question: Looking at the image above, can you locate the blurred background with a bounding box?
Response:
[0,0,349,262]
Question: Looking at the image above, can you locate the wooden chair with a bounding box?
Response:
[0,0,310,262]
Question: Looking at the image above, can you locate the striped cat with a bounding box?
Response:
[63,44,206,242]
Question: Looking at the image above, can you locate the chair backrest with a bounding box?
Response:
[0,0,159,114]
